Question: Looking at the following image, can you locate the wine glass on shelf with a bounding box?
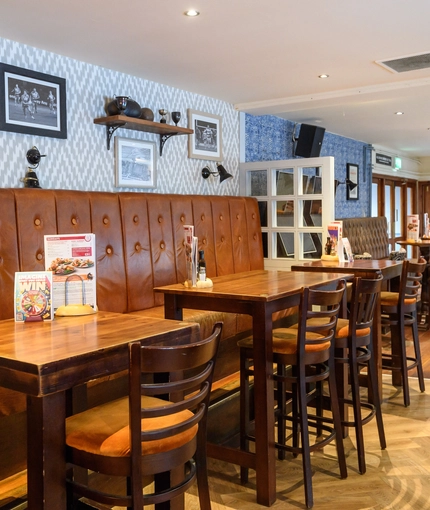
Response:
[171,111,181,126]
[115,96,129,114]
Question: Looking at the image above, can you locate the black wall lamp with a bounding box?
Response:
[201,164,233,183]
[334,179,357,193]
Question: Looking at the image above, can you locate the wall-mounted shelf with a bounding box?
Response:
[93,115,193,156]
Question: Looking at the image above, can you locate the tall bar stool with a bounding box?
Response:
[333,273,386,474]
[238,282,347,509]
[380,258,426,407]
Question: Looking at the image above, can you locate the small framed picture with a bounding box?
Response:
[115,137,157,189]
[0,63,67,139]
[188,109,222,161]
[346,163,359,200]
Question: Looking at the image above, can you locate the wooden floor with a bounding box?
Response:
[1,328,430,510]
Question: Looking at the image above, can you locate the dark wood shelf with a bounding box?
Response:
[94,115,193,155]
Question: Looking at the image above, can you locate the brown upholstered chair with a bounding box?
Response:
[380,259,426,406]
[65,322,223,509]
[238,282,347,509]
[333,273,386,474]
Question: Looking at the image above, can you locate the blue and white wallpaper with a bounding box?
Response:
[245,114,371,218]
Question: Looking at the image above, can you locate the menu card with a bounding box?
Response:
[44,234,97,311]
[184,225,198,287]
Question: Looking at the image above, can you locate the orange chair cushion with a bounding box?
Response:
[380,291,416,306]
[66,396,197,457]
[272,328,329,354]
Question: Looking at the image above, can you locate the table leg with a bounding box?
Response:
[251,303,276,507]
[27,392,67,510]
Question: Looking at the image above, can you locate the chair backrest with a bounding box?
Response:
[128,322,223,506]
[296,281,346,361]
[399,259,426,313]
[348,273,383,342]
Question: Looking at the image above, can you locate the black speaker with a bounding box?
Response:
[295,124,325,158]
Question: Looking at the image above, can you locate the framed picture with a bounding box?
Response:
[346,163,359,200]
[0,63,67,139]
[115,137,157,189]
[188,109,222,161]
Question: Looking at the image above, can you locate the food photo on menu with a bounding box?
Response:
[44,234,97,311]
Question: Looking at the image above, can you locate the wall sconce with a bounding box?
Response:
[334,179,357,193]
[201,164,233,183]
[21,146,46,188]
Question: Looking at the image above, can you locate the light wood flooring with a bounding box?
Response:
[1,329,430,510]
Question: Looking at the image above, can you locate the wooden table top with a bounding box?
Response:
[0,311,199,396]
[291,259,403,276]
[397,239,430,248]
[155,269,354,303]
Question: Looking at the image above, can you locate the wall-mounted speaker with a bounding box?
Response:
[295,124,326,158]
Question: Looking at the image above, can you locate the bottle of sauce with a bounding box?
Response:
[198,250,206,281]
[325,237,332,255]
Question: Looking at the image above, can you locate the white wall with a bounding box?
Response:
[0,37,240,195]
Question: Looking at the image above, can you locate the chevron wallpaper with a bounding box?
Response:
[0,37,239,196]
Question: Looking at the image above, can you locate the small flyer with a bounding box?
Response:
[15,271,53,322]
[406,214,420,242]
[44,234,97,311]
[327,221,343,259]
[342,237,354,262]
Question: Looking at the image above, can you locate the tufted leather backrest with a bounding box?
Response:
[0,189,264,320]
[341,216,389,260]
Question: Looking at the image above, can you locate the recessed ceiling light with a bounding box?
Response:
[395,111,404,115]
[184,9,200,16]
[319,74,329,79]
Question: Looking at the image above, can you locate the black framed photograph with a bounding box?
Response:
[115,137,157,189]
[0,63,67,139]
[346,163,359,200]
[188,109,222,161]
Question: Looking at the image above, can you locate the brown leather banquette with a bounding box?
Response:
[0,188,268,480]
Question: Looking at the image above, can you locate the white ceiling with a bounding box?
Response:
[3,0,430,157]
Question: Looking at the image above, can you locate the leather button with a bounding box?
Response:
[103,217,109,225]
[71,217,77,225]
[36,253,43,260]
[202,238,207,245]
[236,214,240,219]
[34,218,41,226]
[160,242,165,250]
[135,243,141,252]
[219,215,223,221]
[158,216,163,223]
[106,247,112,254]
[221,236,225,242]
[133,215,139,223]
[238,236,242,241]
[180,215,185,222]
[201,214,205,221]
[252,213,256,219]
[254,234,257,240]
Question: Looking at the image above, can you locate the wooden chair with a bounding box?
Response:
[65,322,223,509]
[238,282,347,509]
[380,258,426,406]
[333,273,386,474]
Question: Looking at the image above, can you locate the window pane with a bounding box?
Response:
[301,232,323,259]
[302,199,322,227]
[258,201,268,227]
[371,182,378,216]
[275,169,294,195]
[275,232,294,258]
[302,167,322,195]
[276,200,294,227]
[250,170,267,196]
[262,232,268,258]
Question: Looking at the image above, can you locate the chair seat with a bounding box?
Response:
[380,291,416,306]
[66,395,197,457]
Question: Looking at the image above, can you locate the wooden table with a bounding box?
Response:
[155,269,351,507]
[397,239,430,329]
[291,259,403,392]
[0,311,199,510]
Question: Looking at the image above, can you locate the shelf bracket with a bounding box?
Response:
[159,133,178,156]
[106,123,126,150]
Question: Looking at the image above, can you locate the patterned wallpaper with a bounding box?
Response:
[245,114,371,218]
[0,37,239,196]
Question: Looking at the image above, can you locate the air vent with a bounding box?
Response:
[377,52,430,73]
